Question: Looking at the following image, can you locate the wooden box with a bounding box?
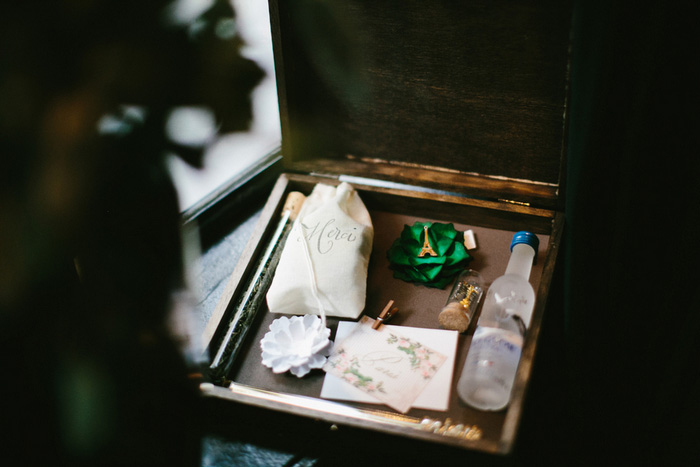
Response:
[200,0,571,456]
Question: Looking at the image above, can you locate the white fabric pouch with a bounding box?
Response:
[266,182,373,319]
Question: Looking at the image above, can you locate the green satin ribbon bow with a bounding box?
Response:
[386,222,472,288]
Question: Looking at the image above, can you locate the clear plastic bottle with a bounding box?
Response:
[457,231,539,411]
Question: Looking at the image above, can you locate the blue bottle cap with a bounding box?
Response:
[510,231,539,253]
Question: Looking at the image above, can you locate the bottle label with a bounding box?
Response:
[466,327,523,395]
[471,326,523,356]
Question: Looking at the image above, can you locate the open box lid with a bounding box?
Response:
[269,0,572,210]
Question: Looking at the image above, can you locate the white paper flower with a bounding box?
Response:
[260,314,332,377]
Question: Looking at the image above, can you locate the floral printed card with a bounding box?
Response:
[322,316,457,413]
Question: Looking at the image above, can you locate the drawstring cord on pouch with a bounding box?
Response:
[297,221,328,330]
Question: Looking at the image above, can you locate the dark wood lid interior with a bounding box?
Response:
[270,0,572,207]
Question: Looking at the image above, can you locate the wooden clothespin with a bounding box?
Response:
[418,225,438,257]
[372,300,399,330]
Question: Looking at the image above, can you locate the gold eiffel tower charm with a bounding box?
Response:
[418,225,438,257]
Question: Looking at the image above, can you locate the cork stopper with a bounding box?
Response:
[283,191,306,221]
[438,302,471,333]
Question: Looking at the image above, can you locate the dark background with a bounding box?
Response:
[2,1,699,466]
[562,1,700,464]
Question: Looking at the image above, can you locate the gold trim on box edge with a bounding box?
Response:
[200,382,482,441]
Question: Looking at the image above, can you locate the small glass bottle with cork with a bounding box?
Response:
[438,269,484,333]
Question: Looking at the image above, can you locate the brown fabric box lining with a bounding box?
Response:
[228,208,549,443]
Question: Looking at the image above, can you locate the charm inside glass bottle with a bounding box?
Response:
[438,269,484,333]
